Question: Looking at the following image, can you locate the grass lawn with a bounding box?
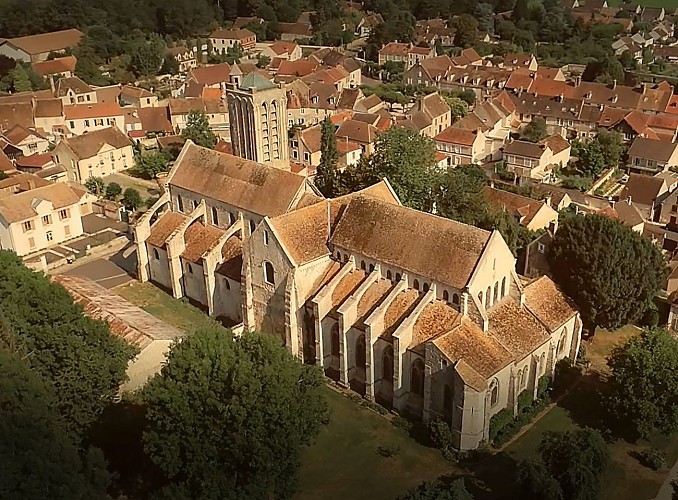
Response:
[114,281,228,333]
[296,388,457,500]
[468,325,678,500]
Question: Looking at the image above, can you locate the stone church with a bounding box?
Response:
[135,141,581,451]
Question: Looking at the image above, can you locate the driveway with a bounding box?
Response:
[63,245,137,289]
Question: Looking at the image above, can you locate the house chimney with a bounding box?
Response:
[558,93,564,102]
[575,75,582,86]
[612,79,617,90]
[627,195,632,204]
[49,75,55,95]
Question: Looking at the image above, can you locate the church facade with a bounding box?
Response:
[135,141,581,451]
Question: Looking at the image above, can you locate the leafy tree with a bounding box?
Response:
[74,43,110,86]
[443,96,468,121]
[128,34,165,77]
[583,54,624,84]
[453,14,479,48]
[143,329,329,499]
[0,251,136,437]
[516,460,563,500]
[608,328,678,438]
[574,139,605,178]
[122,188,143,210]
[595,129,625,167]
[340,127,438,211]
[316,116,339,197]
[257,54,271,69]
[435,165,489,226]
[11,64,32,92]
[473,3,495,34]
[84,176,105,196]
[104,181,122,200]
[547,214,667,331]
[160,55,180,75]
[181,110,216,148]
[0,349,111,499]
[397,478,473,500]
[225,42,245,64]
[134,150,173,179]
[538,429,608,500]
[521,117,548,142]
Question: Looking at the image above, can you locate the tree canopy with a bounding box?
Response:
[315,116,340,197]
[143,329,329,499]
[397,478,473,500]
[608,328,678,438]
[0,348,111,500]
[133,150,173,179]
[521,118,548,143]
[181,110,216,149]
[0,251,136,438]
[547,214,667,331]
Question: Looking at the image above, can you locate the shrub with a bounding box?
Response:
[642,307,659,327]
[392,415,413,432]
[104,182,122,200]
[518,390,534,413]
[489,408,514,442]
[537,376,552,400]
[638,448,666,471]
[429,419,461,462]
[377,444,401,457]
[576,344,588,364]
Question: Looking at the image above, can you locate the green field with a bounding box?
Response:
[607,0,678,8]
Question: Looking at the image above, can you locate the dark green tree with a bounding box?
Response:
[84,176,105,196]
[547,214,667,331]
[11,64,32,92]
[516,460,563,500]
[160,55,180,75]
[0,251,136,437]
[316,116,340,197]
[104,181,122,200]
[143,329,329,499]
[595,129,625,167]
[538,429,608,500]
[134,150,173,179]
[397,478,473,500]
[0,349,111,499]
[129,34,165,77]
[341,127,438,211]
[574,139,605,178]
[608,328,678,437]
[442,96,468,121]
[521,117,548,142]
[181,110,216,148]
[435,165,489,225]
[453,14,479,48]
[122,188,143,210]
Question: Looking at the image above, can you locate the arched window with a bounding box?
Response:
[331,323,340,357]
[413,279,420,290]
[486,286,492,307]
[249,220,256,234]
[264,261,275,285]
[442,290,449,302]
[443,384,453,414]
[411,358,425,396]
[382,346,393,381]
[520,368,527,388]
[211,206,219,225]
[192,199,199,210]
[360,260,366,270]
[452,293,460,305]
[336,251,341,260]
[177,195,184,212]
[395,273,402,282]
[501,276,507,297]
[369,263,375,272]
[224,278,231,290]
[356,335,366,368]
[187,263,193,274]
[494,283,500,304]
[263,230,269,245]
[229,212,236,225]
[539,353,546,374]
[557,329,567,355]
[478,290,484,307]
[490,379,499,406]
[153,248,159,260]
[386,270,393,280]
[423,283,430,292]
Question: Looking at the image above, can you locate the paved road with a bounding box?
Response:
[62,245,137,289]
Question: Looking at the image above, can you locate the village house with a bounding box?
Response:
[356,13,384,37]
[120,86,158,108]
[620,172,674,221]
[210,28,257,54]
[167,46,197,73]
[259,41,303,62]
[290,125,322,167]
[15,153,66,183]
[501,53,539,71]
[55,76,97,105]
[52,127,133,182]
[627,137,678,174]
[378,42,436,69]
[503,135,571,185]
[434,127,487,166]
[2,125,50,156]
[335,119,379,154]
[181,63,232,97]
[33,98,66,140]
[168,98,229,134]
[0,28,83,63]
[0,175,86,255]
[64,102,126,136]
[399,92,451,138]
[32,55,77,79]
[278,22,313,41]
[482,186,559,231]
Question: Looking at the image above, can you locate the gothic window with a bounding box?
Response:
[224,278,231,290]
[382,346,393,381]
[501,276,507,297]
[478,290,484,307]
[423,283,430,292]
[356,335,366,368]
[229,212,236,225]
[443,290,449,302]
[395,273,402,282]
[386,270,392,280]
[490,379,499,406]
[153,248,159,260]
[360,260,366,270]
[411,358,425,396]
[520,368,527,388]
[264,261,275,285]
[177,195,184,212]
[249,220,256,234]
[443,384,453,414]
[369,263,375,272]
[413,279,420,290]
[486,286,492,306]
[494,283,500,304]
[452,293,460,305]
[331,323,340,357]
[263,230,269,246]
[211,206,219,226]
[557,328,568,355]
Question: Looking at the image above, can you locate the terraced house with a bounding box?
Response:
[134,141,582,451]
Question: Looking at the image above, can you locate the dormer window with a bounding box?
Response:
[311,96,319,104]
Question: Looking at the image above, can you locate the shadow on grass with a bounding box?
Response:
[464,452,520,500]
[88,401,164,499]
